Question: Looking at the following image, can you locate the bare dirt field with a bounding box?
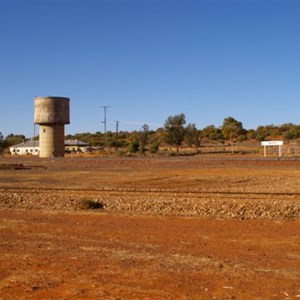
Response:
[1,155,300,299]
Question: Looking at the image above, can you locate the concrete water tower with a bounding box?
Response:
[34,96,70,158]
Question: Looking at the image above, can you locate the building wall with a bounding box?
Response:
[10,147,39,155]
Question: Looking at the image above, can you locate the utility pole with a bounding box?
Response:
[115,120,119,151]
[100,106,110,149]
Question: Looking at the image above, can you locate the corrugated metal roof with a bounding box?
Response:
[10,140,39,148]
[64,139,89,146]
[11,139,89,148]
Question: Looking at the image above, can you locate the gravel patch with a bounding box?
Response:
[1,188,300,219]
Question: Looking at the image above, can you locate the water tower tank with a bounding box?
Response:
[34,96,70,158]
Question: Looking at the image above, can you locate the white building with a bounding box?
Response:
[10,140,39,155]
[64,139,90,153]
[10,139,90,155]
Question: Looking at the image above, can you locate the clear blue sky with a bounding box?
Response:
[1,0,300,137]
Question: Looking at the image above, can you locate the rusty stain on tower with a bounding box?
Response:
[34,96,70,158]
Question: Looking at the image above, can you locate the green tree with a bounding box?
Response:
[255,125,280,141]
[139,124,149,153]
[200,125,224,142]
[150,142,159,154]
[164,113,186,153]
[148,130,160,154]
[255,126,269,141]
[184,123,199,150]
[266,125,280,139]
[221,117,246,143]
[246,129,256,140]
[0,132,6,154]
[5,134,26,146]
[281,124,300,140]
[127,141,139,153]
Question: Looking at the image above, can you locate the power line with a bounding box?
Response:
[118,120,162,127]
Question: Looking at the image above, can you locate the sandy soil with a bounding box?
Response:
[1,155,300,299]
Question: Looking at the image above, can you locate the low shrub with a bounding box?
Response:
[150,142,159,154]
[78,199,104,210]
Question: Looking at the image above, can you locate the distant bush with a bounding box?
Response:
[116,149,126,156]
[150,142,159,154]
[128,141,139,153]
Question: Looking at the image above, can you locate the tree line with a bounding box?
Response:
[2,115,300,154]
[66,115,300,154]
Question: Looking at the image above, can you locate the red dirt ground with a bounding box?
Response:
[1,155,300,299]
